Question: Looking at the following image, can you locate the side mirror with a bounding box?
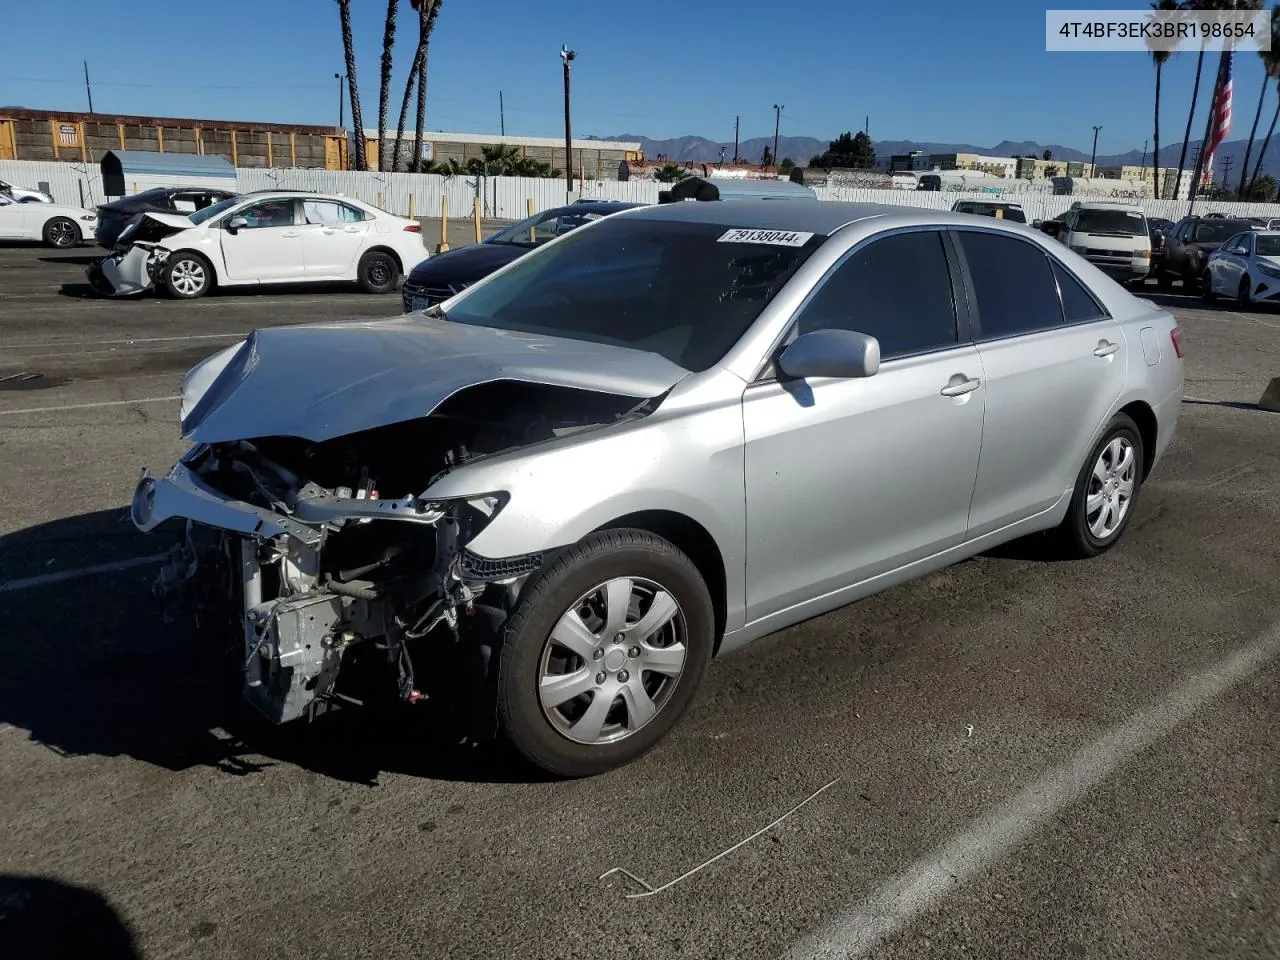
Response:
[777,329,880,380]
[226,216,248,233]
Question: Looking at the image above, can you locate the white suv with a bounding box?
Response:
[1046,201,1151,283]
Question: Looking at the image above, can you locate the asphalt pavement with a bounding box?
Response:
[0,240,1277,960]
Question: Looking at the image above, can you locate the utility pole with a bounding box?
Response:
[83,61,94,113]
[865,114,869,137]
[1139,138,1148,175]
[335,73,345,128]
[1090,125,1102,177]
[772,103,783,172]
[499,91,505,136]
[1221,154,1235,195]
[561,45,576,201]
[733,115,740,164]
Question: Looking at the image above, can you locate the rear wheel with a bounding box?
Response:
[43,217,79,248]
[357,250,398,294]
[497,529,714,777]
[1050,413,1144,559]
[162,252,213,299]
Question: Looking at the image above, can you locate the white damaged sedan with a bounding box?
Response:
[88,191,430,299]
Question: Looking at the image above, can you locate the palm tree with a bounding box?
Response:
[1245,9,1280,193]
[391,45,423,171]
[376,0,399,172]
[653,163,691,183]
[336,0,366,171]
[1173,1,1211,199]
[1148,0,1180,198]
[411,0,443,170]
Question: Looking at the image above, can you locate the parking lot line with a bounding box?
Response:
[783,618,1280,960]
[0,395,180,416]
[0,553,171,594]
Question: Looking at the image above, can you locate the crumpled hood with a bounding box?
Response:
[181,315,691,444]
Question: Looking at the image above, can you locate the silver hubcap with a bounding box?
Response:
[171,259,206,295]
[537,576,687,745]
[49,221,75,246]
[1086,436,1136,540]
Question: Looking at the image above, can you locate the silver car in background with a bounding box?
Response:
[130,201,1185,776]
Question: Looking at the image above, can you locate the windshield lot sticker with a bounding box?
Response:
[717,228,814,247]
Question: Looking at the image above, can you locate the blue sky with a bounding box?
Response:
[2,0,1275,153]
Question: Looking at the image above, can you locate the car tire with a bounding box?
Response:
[86,259,113,298]
[1156,272,1174,290]
[497,528,715,777]
[162,252,213,299]
[43,216,79,249]
[357,250,398,294]
[1050,412,1144,560]
[1238,274,1251,305]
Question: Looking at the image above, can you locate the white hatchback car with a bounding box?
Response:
[0,192,97,247]
[1204,228,1280,304]
[89,191,430,299]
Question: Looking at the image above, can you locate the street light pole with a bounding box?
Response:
[772,104,783,172]
[1090,124,1102,177]
[561,45,576,202]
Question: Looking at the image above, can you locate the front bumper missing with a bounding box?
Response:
[89,244,167,297]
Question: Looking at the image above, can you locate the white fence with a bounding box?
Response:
[7,157,1280,224]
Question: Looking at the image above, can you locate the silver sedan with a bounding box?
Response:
[131,200,1186,776]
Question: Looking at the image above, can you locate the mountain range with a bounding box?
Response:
[594,133,1280,181]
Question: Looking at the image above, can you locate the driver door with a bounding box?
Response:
[218,199,305,282]
[741,228,985,624]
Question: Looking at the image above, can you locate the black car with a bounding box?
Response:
[401,200,643,312]
[1157,215,1257,288]
[94,186,240,248]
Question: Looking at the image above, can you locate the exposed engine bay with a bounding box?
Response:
[136,381,651,730]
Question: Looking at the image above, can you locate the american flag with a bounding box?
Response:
[1201,49,1233,186]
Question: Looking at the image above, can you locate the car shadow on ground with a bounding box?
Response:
[0,875,142,960]
[0,509,544,787]
[38,254,103,266]
[55,280,400,302]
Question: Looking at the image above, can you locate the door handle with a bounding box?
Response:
[1093,340,1119,357]
[321,228,336,235]
[281,231,299,239]
[343,227,360,233]
[940,375,981,398]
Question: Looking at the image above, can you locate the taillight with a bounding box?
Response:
[1170,325,1184,359]
[403,223,422,233]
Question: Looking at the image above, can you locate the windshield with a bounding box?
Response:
[487,208,613,247]
[189,196,242,226]
[1074,209,1146,235]
[443,217,826,372]
[1256,235,1280,257]
[1194,221,1250,243]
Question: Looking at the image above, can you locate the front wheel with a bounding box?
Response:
[43,217,79,248]
[357,250,398,294]
[1050,413,1144,559]
[497,529,715,777]
[162,252,212,299]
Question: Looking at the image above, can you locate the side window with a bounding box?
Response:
[303,200,350,226]
[1051,260,1108,324]
[237,200,296,229]
[957,231,1064,339]
[793,230,958,360]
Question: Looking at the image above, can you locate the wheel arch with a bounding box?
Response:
[1117,399,1157,480]
[592,510,728,655]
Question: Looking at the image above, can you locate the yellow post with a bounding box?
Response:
[473,195,482,244]
[157,126,164,152]
[117,122,125,150]
[230,129,239,166]
[377,191,383,210]
[266,131,273,167]
[289,131,297,166]
[527,198,534,216]
[437,195,450,252]
[408,194,415,219]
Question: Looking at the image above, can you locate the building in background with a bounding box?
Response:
[0,107,343,168]
[362,129,643,179]
[889,151,931,172]
[926,153,1019,178]
[1094,164,1192,199]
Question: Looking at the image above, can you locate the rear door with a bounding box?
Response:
[299,199,370,277]
[954,229,1126,539]
[218,198,305,282]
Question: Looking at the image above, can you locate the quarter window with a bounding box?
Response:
[957,231,1064,339]
[793,230,958,359]
[1052,260,1107,323]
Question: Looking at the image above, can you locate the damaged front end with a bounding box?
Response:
[131,381,646,728]
[87,213,189,297]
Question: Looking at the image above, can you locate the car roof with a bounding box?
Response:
[623,199,1047,237]
[543,200,643,215]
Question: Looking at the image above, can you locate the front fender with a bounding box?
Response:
[423,377,748,630]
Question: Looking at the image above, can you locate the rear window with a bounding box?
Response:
[955,202,1025,222]
[1194,221,1252,243]
[1073,209,1146,235]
